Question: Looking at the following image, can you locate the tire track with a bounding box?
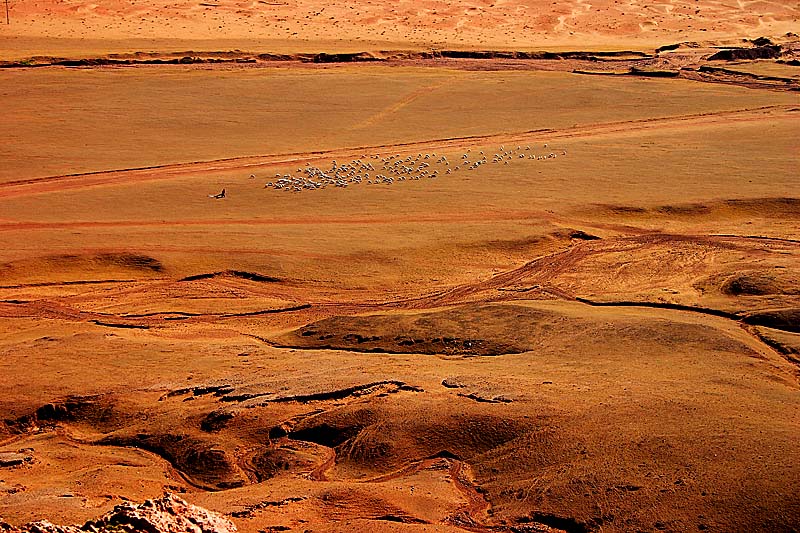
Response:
[444,459,494,531]
[353,79,450,129]
[355,455,550,533]
[0,210,555,232]
[309,445,337,481]
[377,231,787,310]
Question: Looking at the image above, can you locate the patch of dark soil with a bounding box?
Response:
[95,253,163,272]
[749,327,800,365]
[311,52,383,63]
[0,253,163,286]
[459,392,513,404]
[250,449,311,482]
[655,42,684,52]
[474,229,598,254]
[655,203,712,216]
[628,67,680,77]
[697,65,798,84]
[466,234,551,254]
[519,512,598,533]
[334,409,532,474]
[274,304,556,356]
[751,37,775,47]
[256,53,296,61]
[720,271,799,296]
[161,384,235,401]
[3,413,37,435]
[443,376,514,403]
[2,48,654,70]
[430,449,462,460]
[722,197,800,215]
[287,407,379,449]
[35,397,95,423]
[268,424,289,440]
[220,303,311,318]
[179,270,280,282]
[568,230,601,241]
[24,252,162,272]
[290,422,364,448]
[438,50,650,60]
[374,514,428,524]
[212,380,418,404]
[1,56,258,68]
[271,381,419,403]
[742,308,800,333]
[0,452,33,467]
[600,205,649,215]
[91,320,149,329]
[575,297,738,320]
[123,311,201,318]
[708,45,782,61]
[442,377,467,389]
[229,497,305,518]
[200,409,236,432]
[32,395,127,432]
[598,198,800,218]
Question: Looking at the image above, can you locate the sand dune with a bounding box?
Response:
[2,0,799,51]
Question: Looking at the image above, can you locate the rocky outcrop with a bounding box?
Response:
[0,494,236,533]
[0,452,32,468]
[707,44,782,60]
[1,518,83,533]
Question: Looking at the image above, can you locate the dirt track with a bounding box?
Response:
[1,103,794,199]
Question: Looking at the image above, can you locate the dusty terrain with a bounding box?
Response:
[1,2,799,533]
[1,0,799,55]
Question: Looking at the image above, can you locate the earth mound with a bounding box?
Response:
[273,304,560,355]
[0,252,163,286]
[719,270,800,296]
[598,197,800,219]
[275,303,756,357]
[742,308,800,333]
[750,327,800,365]
[285,404,532,477]
[98,433,246,490]
[708,45,783,61]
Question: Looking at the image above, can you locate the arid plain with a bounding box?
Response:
[1,1,799,532]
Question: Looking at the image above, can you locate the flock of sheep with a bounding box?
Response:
[212,144,566,197]
[267,145,565,193]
